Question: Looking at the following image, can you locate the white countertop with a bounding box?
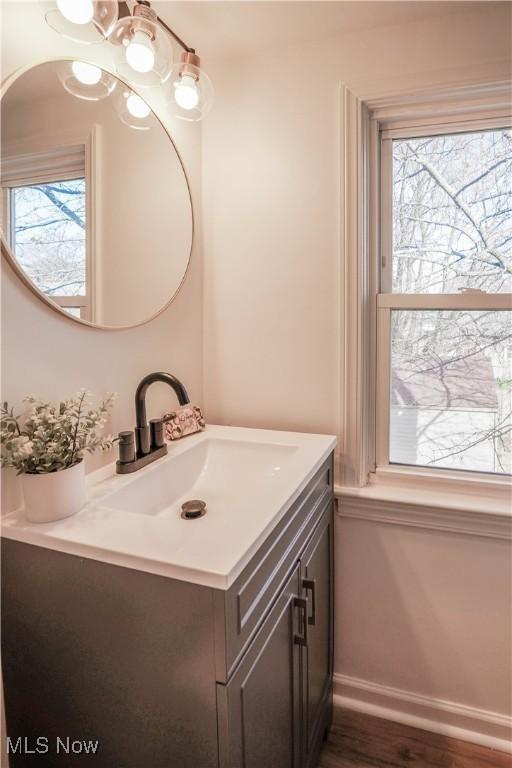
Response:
[2,425,336,590]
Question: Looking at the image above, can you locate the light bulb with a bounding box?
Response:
[56,0,94,25]
[126,93,151,119]
[174,74,199,110]
[125,30,155,74]
[71,61,102,86]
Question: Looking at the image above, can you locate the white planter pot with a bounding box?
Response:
[20,460,86,524]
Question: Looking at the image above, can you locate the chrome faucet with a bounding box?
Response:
[116,372,190,474]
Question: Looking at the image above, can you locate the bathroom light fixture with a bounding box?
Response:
[43,0,214,120]
[59,60,117,100]
[72,60,102,85]
[109,2,173,87]
[118,88,155,130]
[168,51,214,122]
[175,74,199,111]
[44,0,118,44]
[126,92,150,118]
[126,29,155,72]
[57,0,94,25]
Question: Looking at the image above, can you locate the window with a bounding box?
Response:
[1,144,91,320]
[377,126,511,477]
[10,179,87,317]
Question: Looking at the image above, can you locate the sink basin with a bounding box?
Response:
[102,437,299,519]
[2,425,336,589]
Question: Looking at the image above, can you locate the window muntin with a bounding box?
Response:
[392,129,511,294]
[10,178,86,301]
[378,123,512,479]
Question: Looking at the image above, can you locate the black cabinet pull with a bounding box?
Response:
[302,578,316,626]
[293,597,309,647]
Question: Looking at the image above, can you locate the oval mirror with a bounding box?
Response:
[0,59,193,328]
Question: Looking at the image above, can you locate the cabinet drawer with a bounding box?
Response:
[214,455,333,683]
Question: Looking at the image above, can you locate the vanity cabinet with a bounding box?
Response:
[2,455,334,768]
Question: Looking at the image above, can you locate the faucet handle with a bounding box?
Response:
[118,431,135,464]
[149,418,165,450]
[135,425,150,457]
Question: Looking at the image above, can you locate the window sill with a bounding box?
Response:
[334,472,511,540]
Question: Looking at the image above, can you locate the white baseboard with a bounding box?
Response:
[333,673,512,754]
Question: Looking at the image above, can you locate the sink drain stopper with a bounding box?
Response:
[181,500,207,520]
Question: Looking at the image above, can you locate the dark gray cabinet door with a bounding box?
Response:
[300,502,334,768]
[217,564,302,768]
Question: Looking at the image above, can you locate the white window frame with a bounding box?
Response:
[378,118,512,481]
[339,81,512,499]
[1,128,99,323]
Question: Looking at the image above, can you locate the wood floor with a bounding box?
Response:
[319,709,512,768]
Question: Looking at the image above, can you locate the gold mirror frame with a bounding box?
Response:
[0,58,194,331]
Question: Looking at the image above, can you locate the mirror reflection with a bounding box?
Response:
[1,60,193,328]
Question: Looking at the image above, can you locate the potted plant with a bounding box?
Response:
[1,390,116,523]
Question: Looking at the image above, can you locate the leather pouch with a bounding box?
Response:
[163,404,205,441]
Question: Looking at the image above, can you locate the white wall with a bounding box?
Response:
[336,514,512,744]
[202,2,512,746]
[203,3,511,436]
[1,3,202,497]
